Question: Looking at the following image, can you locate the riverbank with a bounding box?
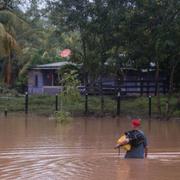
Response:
[0,94,180,118]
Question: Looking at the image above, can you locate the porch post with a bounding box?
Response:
[52,72,54,86]
[25,92,28,114]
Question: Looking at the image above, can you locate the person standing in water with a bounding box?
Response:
[115,119,148,159]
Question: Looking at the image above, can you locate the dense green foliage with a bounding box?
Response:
[59,70,81,106]
[54,70,81,123]
[46,0,180,83]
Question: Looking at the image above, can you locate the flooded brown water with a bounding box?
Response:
[0,114,180,180]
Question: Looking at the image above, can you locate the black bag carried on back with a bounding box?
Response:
[125,130,145,148]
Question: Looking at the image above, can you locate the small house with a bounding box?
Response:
[28,62,75,95]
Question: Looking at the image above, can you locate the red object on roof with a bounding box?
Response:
[59,49,72,58]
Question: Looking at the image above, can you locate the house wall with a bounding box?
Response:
[28,68,167,95]
[28,69,62,95]
[28,70,44,94]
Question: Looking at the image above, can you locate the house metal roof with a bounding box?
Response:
[32,62,75,70]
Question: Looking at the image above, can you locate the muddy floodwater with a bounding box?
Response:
[0,114,180,180]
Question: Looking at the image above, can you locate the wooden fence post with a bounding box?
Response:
[117,91,121,115]
[55,94,58,111]
[85,91,88,114]
[148,96,152,118]
[25,92,28,114]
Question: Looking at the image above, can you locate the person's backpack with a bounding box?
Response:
[125,130,145,148]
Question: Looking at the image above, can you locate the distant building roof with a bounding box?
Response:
[32,62,75,70]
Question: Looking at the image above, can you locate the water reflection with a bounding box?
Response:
[0,114,179,179]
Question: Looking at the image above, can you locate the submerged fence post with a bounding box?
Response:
[148,96,151,118]
[117,91,121,116]
[55,94,58,111]
[4,108,7,117]
[25,92,28,114]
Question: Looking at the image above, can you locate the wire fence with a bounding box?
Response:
[0,93,177,118]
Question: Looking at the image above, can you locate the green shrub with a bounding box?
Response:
[54,110,72,124]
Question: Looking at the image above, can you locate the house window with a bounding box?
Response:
[35,75,38,87]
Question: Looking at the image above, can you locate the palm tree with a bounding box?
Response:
[0,9,29,86]
[0,20,18,85]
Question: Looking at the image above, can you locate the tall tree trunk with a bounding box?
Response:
[4,56,12,86]
[166,60,178,119]
[81,33,88,114]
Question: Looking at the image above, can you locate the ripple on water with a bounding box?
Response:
[0,147,180,180]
